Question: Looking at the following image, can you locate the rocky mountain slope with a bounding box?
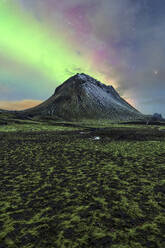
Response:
[21,73,143,121]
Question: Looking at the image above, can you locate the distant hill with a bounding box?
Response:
[152,113,164,121]
[19,73,143,121]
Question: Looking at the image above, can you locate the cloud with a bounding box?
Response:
[0,99,42,110]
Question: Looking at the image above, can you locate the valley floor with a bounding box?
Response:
[0,123,165,248]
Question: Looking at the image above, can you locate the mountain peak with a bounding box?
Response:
[75,73,90,81]
[75,73,110,86]
[54,73,114,95]
[74,73,116,92]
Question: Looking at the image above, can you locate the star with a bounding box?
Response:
[154,70,158,75]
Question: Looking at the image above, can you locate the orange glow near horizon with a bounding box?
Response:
[0,99,43,111]
[0,94,137,112]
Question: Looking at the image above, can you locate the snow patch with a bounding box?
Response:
[77,74,88,81]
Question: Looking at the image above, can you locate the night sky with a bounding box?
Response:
[0,0,165,116]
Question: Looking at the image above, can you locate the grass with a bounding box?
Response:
[0,121,165,248]
[0,123,81,132]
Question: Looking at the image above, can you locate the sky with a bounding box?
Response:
[0,0,165,116]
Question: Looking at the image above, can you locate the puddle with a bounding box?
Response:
[80,132,90,134]
[93,136,101,140]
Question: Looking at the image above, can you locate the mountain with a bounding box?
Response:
[20,73,143,121]
[152,113,164,121]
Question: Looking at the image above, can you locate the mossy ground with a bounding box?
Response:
[0,122,165,248]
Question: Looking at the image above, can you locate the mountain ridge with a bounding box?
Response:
[20,73,143,121]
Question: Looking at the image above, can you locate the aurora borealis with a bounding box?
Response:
[0,0,165,115]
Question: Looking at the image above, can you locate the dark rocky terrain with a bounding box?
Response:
[0,125,165,248]
[20,73,143,121]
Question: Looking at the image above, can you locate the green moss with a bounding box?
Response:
[0,123,165,247]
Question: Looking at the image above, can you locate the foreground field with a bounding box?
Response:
[0,124,165,248]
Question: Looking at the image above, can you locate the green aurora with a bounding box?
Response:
[0,1,92,84]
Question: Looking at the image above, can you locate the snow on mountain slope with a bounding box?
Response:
[22,73,143,121]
